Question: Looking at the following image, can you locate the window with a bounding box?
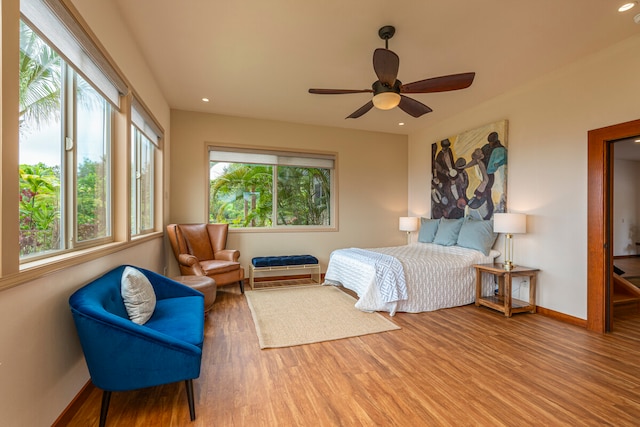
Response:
[1,0,165,282]
[208,147,335,229]
[19,21,113,258]
[76,76,111,243]
[18,0,129,261]
[130,100,160,236]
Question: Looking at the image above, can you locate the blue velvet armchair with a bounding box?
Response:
[69,265,205,426]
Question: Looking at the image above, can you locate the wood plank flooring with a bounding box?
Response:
[60,283,640,426]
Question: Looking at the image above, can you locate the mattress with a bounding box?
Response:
[324,242,499,315]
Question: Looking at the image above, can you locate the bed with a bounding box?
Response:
[324,242,500,315]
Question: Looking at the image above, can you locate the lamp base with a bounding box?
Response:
[503,261,514,271]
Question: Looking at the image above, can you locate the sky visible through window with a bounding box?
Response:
[21,113,106,166]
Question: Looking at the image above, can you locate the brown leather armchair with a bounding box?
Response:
[167,223,245,293]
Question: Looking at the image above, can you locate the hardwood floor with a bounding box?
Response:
[60,283,640,426]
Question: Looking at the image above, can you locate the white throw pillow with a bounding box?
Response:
[121,266,156,325]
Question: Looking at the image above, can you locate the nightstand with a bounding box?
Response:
[473,263,539,317]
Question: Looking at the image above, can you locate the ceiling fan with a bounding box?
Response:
[308,25,476,119]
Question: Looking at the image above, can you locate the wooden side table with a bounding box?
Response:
[473,263,539,317]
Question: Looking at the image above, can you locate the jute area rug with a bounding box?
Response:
[244,285,400,349]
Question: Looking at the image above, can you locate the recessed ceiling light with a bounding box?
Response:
[202,97,210,102]
[398,122,405,126]
[619,2,636,12]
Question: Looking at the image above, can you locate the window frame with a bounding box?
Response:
[130,124,156,237]
[1,1,166,285]
[130,97,161,238]
[72,71,114,249]
[18,23,115,262]
[207,145,338,232]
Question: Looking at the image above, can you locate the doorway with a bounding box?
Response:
[587,118,640,333]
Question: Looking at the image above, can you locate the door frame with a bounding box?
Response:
[587,118,640,333]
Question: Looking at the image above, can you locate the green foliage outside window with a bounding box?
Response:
[18,159,106,256]
[19,163,60,255]
[19,21,110,257]
[76,158,109,241]
[209,162,331,228]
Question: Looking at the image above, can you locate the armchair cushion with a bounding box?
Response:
[200,259,242,275]
[145,297,205,346]
[121,266,156,325]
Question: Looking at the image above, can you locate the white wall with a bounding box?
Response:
[408,34,640,320]
[0,0,170,425]
[169,110,409,276]
[613,158,640,256]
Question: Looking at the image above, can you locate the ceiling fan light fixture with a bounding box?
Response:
[372,92,401,110]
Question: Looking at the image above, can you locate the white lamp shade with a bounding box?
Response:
[493,213,527,234]
[399,216,419,232]
[373,92,401,110]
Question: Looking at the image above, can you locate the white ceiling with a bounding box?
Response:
[114,0,640,135]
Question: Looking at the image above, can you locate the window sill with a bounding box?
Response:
[0,231,164,293]
[229,225,338,233]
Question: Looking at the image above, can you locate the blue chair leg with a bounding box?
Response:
[185,379,196,421]
[99,390,111,427]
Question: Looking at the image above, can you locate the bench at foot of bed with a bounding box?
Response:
[249,255,321,289]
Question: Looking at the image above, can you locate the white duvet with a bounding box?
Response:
[324,242,499,315]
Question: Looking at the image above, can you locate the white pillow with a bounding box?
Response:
[121,266,156,325]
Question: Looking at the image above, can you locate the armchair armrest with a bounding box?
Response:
[178,253,199,267]
[177,254,205,275]
[215,249,240,262]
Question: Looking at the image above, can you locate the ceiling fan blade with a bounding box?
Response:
[373,48,400,86]
[309,88,373,95]
[398,95,432,118]
[346,101,374,119]
[400,72,476,94]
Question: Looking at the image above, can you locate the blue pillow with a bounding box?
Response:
[456,217,498,255]
[433,218,464,246]
[417,218,439,243]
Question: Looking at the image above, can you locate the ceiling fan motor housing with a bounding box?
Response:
[372,79,402,95]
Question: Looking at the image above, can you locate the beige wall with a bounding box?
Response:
[169,110,409,275]
[408,34,640,320]
[0,0,171,425]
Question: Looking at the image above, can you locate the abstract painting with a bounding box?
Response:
[431,120,508,220]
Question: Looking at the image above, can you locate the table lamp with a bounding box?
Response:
[399,217,419,244]
[493,213,526,271]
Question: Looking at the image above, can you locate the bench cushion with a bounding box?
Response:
[252,255,318,267]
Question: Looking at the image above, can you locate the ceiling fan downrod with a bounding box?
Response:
[378,25,395,49]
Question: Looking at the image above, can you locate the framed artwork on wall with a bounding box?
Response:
[431,119,508,220]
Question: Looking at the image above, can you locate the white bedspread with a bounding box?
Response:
[324,243,499,315]
[338,248,408,303]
